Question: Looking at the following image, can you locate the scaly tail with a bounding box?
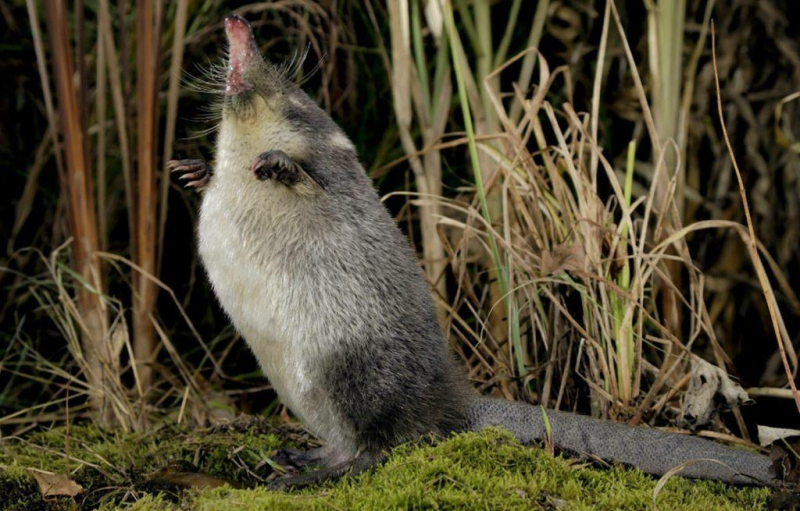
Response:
[463,397,776,486]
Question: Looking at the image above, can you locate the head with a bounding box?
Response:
[209,14,333,167]
[222,14,294,122]
[209,15,357,190]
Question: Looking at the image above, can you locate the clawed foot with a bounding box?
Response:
[267,451,383,491]
[266,462,355,491]
[168,159,212,190]
[271,447,330,470]
[251,150,304,186]
[271,448,310,471]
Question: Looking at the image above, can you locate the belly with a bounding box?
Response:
[197,182,358,452]
[198,194,278,342]
[198,183,294,381]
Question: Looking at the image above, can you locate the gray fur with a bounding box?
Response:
[191,15,779,488]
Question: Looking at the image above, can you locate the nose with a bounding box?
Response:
[224,14,258,55]
[225,14,249,28]
[224,14,258,95]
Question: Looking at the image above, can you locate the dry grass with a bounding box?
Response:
[383,0,799,430]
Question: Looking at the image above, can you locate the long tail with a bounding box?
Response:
[463,397,776,486]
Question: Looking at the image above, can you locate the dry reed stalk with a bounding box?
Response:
[97,17,108,252]
[97,0,134,241]
[387,0,449,299]
[133,0,160,394]
[646,0,688,339]
[507,0,549,125]
[75,0,90,180]
[647,0,686,211]
[472,0,509,347]
[40,0,112,422]
[118,0,135,192]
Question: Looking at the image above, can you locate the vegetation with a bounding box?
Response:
[1,0,799,508]
[0,425,771,510]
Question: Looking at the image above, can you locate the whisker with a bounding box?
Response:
[275,43,315,83]
[298,51,325,87]
[182,122,221,140]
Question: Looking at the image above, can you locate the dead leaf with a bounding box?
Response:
[27,468,83,498]
[541,242,586,277]
[680,356,750,428]
[758,425,800,447]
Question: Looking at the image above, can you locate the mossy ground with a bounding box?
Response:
[0,420,770,510]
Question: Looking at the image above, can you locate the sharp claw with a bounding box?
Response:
[184,176,210,189]
[178,171,205,181]
[169,160,209,173]
[170,160,212,191]
[171,164,197,173]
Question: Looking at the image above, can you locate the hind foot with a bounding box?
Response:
[272,445,345,470]
[268,451,383,490]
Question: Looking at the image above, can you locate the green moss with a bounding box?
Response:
[0,423,770,510]
[0,418,286,510]
[1,420,285,479]
[96,494,179,511]
[187,429,770,511]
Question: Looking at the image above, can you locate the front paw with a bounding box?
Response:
[251,150,303,186]
[168,159,212,190]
